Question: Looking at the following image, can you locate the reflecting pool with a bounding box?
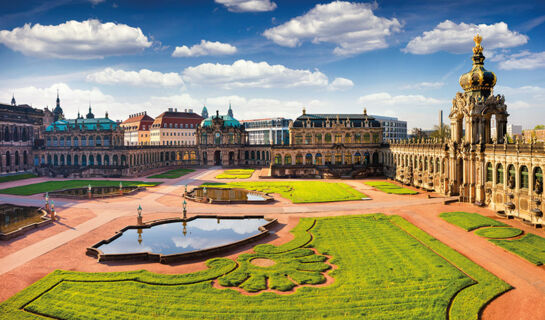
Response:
[187,187,271,203]
[97,217,268,255]
[0,204,45,234]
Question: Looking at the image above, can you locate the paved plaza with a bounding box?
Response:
[1,169,545,319]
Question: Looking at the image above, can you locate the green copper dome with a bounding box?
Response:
[200,114,241,128]
[459,34,497,98]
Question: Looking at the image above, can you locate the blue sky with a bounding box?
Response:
[1,0,544,130]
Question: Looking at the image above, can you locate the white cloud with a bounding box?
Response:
[496,50,545,70]
[172,40,237,57]
[327,77,354,91]
[182,59,329,89]
[89,0,105,4]
[215,0,277,12]
[0,19,151,59]
[358,92,444,106]
[493,85,545,128]
[86,68,184,87]
[404,20,528,55]
[263,1,401,56]
[401,82,445,90]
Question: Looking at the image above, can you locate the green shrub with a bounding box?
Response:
[0,180,162,195]
[0,173,37,184]
[491,233,545,265]
[364,181,418,194]
[439,211,507,231]
[474,227,522,239]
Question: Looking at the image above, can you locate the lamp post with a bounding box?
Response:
[182,220,187,236]
[182,199,187,220]
[137,228,143,244]
[45,192,50,214]
[202,186,208,202]
[137,204,143,225]
[88,184,92,199]
[50,200,56,221]
[119,181,123,195]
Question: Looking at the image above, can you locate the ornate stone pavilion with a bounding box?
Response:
[197,110,271,166]
[387,35,545,226]
[270,109,385,178]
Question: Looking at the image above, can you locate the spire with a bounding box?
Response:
[86,103,95,119]
[201,105,209,118]
[227,102,233,117]
[56,89,60,108]
[53,89,64,121]
[11,93,16,106]
[459,34,496,97]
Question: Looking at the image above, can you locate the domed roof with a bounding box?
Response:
[200,114,241,128]
[459,34,496,98]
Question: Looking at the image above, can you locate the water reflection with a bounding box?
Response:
[0,204,44,234]
[194,188,266,202]
[97,217,268,255]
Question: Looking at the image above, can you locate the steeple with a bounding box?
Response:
[227,102,233,118]
[10,93,16,106]
[201,105,209,118]
[86,103,95,119]
[53,89,64,121]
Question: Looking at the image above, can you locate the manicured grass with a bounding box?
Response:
[148,168,195,179]
[202,181,367,203]
[365,181,418,195]
[0,173,37,184]
[474,227,522,239]
[0,180,161,196]
[0,214,509,320]
[439,212,507,231]
[491,234,545,266]
[215,169,255,179]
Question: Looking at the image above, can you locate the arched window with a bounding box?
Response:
[96,136,102,146]
[315,153,322,165]
[305,153,312,165]
[46,137,51,146]
[305,134,312,144]
[344,152,352,165]
[82,155,87,166]
[507,164,515,188]
[354,152,362,165]
[315,133,322,144]
[53,137,58,147]
[284,154,292,165]
[324,133,332,143]
[373,133,380,143]
[335,153,342,164]
[345,133,351,144]
[520,165,529,189]
[89,136,94,146]
[363,133,370,142]
[295,153,303,165]
[335,134,342,143]
[66,137,71,147]
[295,134,303,144]
[274,154,282,164]
[251,151,255,160]
[534,167,543,192]
[325,153,332,165]
[486,163,493,182]
[354,133,361,143]
[215,132,221,144]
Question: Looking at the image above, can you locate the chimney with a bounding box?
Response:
[189,109,193,113]
[175,108,178,112]
[439,110,443,130]
[168,108,173,112]
[184,108,187,112]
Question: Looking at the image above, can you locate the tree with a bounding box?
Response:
[534,125,545,130]
[429,125,450,140]
[410,128,427,139]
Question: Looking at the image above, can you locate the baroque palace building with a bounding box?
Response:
[387,35,545,226]
[0,96,45,173]
[269,109,385,178]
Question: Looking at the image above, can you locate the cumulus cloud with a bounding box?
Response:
[0,19,151,59]
[172,40,237,57]
[263,1,401,56]
[215,0,277,12]
[401,82,445,90]
[358,92,444,106]
[86,68,184,87]
[404,20,528,54]
[496,50,545,70]
[182,59,329,89]
[89,0,105,4]
[327,77,354,91]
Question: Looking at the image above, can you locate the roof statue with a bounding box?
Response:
[11,93,16,106]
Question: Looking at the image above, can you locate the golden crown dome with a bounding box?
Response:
[459,34,496,97]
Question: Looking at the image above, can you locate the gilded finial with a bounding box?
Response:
[473,34,483,54]
[302,107,306,115]
[363,108,367,116]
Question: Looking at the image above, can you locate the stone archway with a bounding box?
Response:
[214,150,221,166]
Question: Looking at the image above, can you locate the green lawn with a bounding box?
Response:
[0,214,509,320]
[439,212,507,231]
[491,234,545,266]
[215,169,255,179]
[0,173,37,184]
[202,181,367,203]
[365,181,418,195]
[0,180,161,196]
[148,168,195,179]
[474,227,522,239]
